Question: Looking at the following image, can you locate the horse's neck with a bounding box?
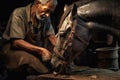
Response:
[74,0,96,7]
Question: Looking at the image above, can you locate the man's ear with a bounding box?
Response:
[71,3,77,20]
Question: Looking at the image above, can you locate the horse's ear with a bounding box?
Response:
[64,4,69,12]
[71,3,77,20]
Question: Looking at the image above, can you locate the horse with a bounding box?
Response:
[51,3,92,75]
[51,0,120,75]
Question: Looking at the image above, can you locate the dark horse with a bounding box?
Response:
[51,0,120,75]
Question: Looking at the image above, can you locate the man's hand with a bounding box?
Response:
[39,48,52,62]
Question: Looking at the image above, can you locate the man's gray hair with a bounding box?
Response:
[37,0,57,5]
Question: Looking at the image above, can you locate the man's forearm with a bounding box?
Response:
[13,39,42,53]
[12,39,52,61]
[48,35,57,46]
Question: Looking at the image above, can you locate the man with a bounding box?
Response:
[1,0,57,74]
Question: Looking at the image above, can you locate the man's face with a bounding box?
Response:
[35,1,55,20]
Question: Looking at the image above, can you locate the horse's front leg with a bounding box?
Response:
[68,38,88,71]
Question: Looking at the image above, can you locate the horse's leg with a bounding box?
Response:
[68,37,88,71]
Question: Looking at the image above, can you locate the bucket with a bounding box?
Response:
[96,47,119,70]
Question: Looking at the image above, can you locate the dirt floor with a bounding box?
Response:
[27,67,120,80]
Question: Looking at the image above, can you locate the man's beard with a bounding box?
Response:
[36,11,47,21]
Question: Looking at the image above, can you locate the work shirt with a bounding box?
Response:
[3,3,55,47]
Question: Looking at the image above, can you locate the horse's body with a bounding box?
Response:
[51,0,120,74]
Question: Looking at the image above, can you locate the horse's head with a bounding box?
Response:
[51,3,91,75]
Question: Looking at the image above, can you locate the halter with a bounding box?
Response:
[51,4,78,75]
